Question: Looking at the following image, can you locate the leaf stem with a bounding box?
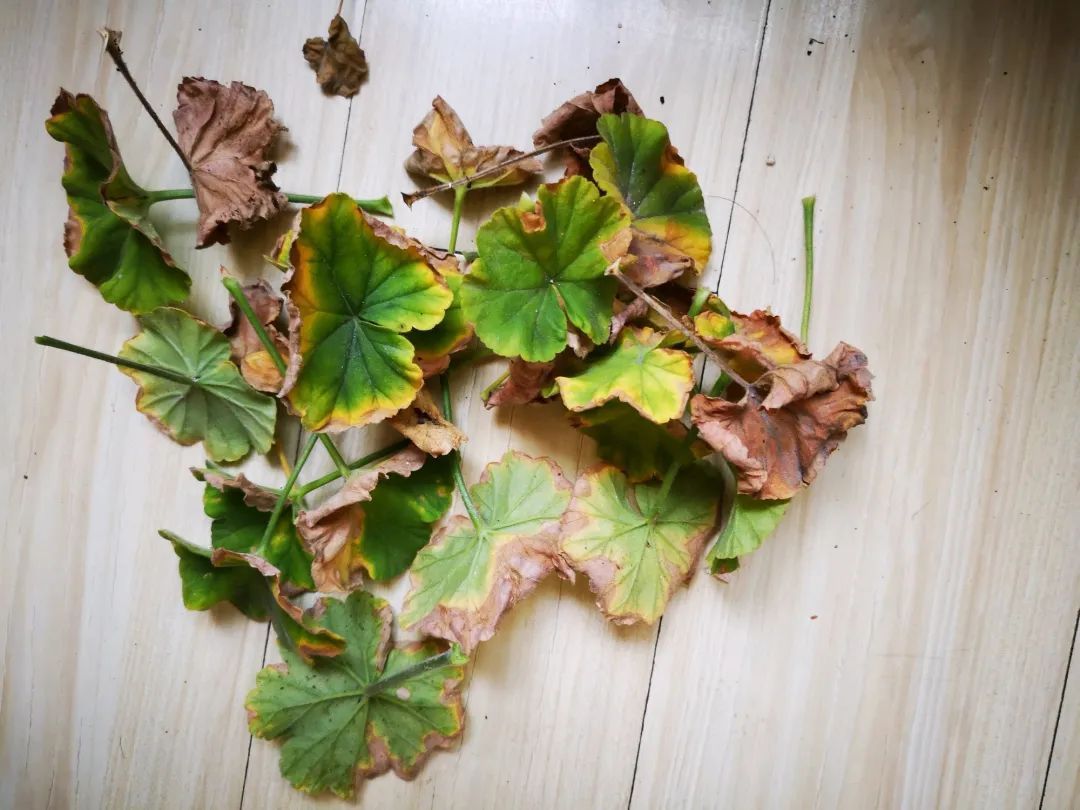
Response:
[687,285,711,318]
[439,373,483,530]
[402,135,601,206]
[149,188,394,216]
[35,335,197,386]
[292,440,411,500]
[362,650,455,698]
[448,186,468,253]
[801,196,815,344]
[220,275,350,479]
[608,267,755,391]
[99,29,193,174]
[259,433,318,551]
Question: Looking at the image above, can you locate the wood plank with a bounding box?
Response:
[0,1,356,806]
[240,0,768,806]
[630,0,1080,808]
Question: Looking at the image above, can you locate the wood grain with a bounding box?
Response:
[1,0,1077,808]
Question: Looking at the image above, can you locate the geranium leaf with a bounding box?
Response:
[561,463,721,624]
[590,113,711,286]
[283,193,453,431]
[303,14,368,98]
[706,495,789,575]
[401,452,572,653]
[556,326,694,423]
[165,531,269,620]
[533,78,643,179]
[406,96,540,189]
[222,277,290,393]
[173,78,287,248]
[194,469,314,592]
[296,445,453,589]
[461,176,631,362]
[691,342,873,500]
[697,308,809,385]
[246,591,466,798]
[569,401,702,482]
[45,90,190,313]
[388,387,466,456]
[118,308,277,462]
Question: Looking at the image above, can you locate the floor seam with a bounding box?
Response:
[1039,607,1080,809]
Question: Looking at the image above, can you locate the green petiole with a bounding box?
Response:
[440,372,483,531]
[801,195,815,344]
[35,335,197,386]
[148,188,394,217]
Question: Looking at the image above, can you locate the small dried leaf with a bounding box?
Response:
[405,96,540,189]
[303,14,368,98]
[701,309,810,383]
[297,445,453,589]
[484,358,556,407]
[388,387,466,456]
[401,452,572,652]
[246,591,465,798]
[691,342,873,500]
[533,78,643,178]
[173,78,287,248]
[222,275,290,393]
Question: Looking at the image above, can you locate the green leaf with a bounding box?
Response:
[45,90,190,313]
[408,270,473,373]
[196,470,315,591]
[706,495,789,575]
[165,531,269,620]
[570,401,699,482]
[556,326,694,423]
[561,464,721,624]
[590,113,711,278]
[284,193,453,430]
[460,176,631,362]
[296,447,455,590]
[246,591,466,798]
[118,308,277,462]
[401,452,572,652]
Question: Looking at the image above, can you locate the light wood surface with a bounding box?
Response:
[1,1,1077,808]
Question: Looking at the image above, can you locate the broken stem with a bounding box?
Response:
[220,275,349,479]
[801,195,816,344]
[609,268,754,391]
[402,135,601,206]
[259,432,318,550]
[99,29,192,173]
[440,372,483,530]
[35,335,197,386]
[148,188,393,216]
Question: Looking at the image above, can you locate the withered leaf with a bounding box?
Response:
[405,96,541,191]
[699,308,810,384]
[388,387,466,456]
[173,77,287,248]
[221,274,290,393]
[691,342,873,500]
[303,14,368,98]
[533,78,643,178]
[484,358,556,408]
[295,445,450,590]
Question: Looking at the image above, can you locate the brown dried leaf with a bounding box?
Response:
[388,387,466,456]
[173,78,287,248]
[533,78,643,178]
[195,468,279,511]
[691,342,873,500]
[303,14,368,98]
[484,359,556,408]
[221,274,290,393]
[706,309,811,383]
[621,229,697,288]
[296,445,428,592]
[609,298,649,342]
[405,96,541,188]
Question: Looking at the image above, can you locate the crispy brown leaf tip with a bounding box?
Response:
[405,97,542,189]
[303,14,368,98]
[194,467,279,511]
[173,77,287,248]
[296,445,428,593]
[533,78,642,178]
[221,273,290,393]
[388,388,465,456]
[691,341,873,500]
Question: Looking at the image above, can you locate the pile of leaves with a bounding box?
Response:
[39,28,872,800]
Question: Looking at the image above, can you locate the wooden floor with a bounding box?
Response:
[2,0,1078,807]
